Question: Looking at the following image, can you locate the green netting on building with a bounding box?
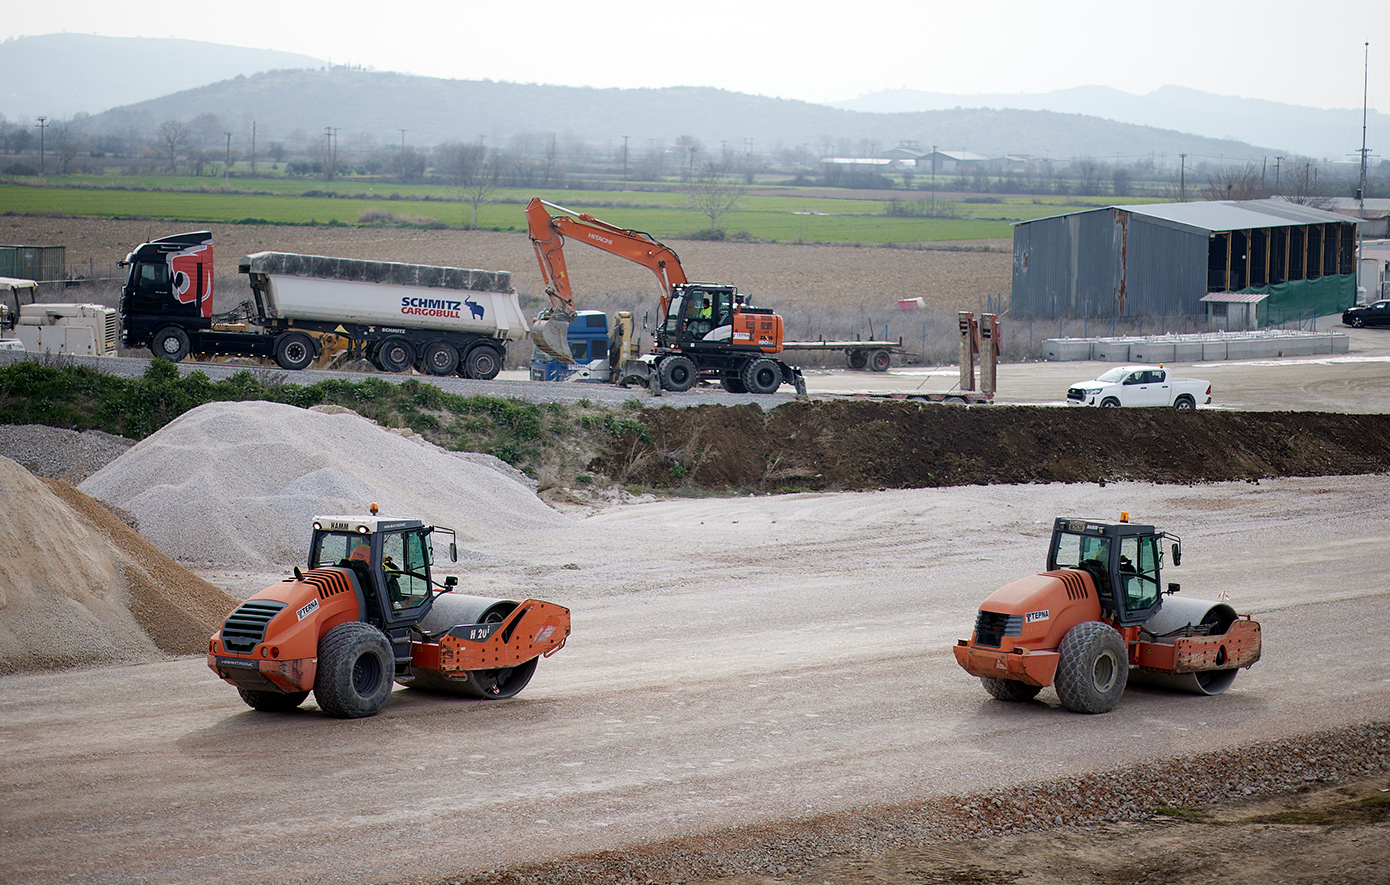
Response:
[1237,274,1356,325]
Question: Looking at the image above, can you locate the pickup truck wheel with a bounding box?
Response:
[313,622,394,718]
[273,331,315,371]
[464,346,501,380]
[151,326,190,362]
[1100,397,1122,408]
[422,341,459,376]
[740,357,782,394]
[981,677,1042,702]
[659,355,698,392]
[237,688,309,712]
[377,337,415,373]
[1055,621,1129,714]
[1173,395,1196,410]
[869,349,892,372]
[847,349,868,370]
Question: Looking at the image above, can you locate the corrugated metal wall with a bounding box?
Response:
[1124,215,1209,315]
[0,245,66,282]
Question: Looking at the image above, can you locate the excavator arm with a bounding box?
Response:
[525,197,689,362]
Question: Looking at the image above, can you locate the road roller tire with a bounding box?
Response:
[237,688,309,713]
[314,622,395,718]
[1055,621,1129,713]
[981,677,1043,703]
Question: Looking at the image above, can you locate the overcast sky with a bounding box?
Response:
[3,0,1380,110]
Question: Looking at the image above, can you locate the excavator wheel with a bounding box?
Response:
[237,688,310,713]
[721,376,748,393]
[1055,621,1129,713]
[313,622,395,718]
[658,355,698,392]
[981,677,1042,703]
[740,358,782,394]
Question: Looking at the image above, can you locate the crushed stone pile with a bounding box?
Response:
[0,456,238,676]
[0,424,136,485]
[78,401,571,568]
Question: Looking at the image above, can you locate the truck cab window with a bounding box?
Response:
[137,263,170,293]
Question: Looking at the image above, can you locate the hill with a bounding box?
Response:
[75,66,1278,163]
[0,33,323,120]
[829,84,1384,161]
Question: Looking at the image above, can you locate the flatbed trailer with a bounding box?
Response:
[778,338,907,371]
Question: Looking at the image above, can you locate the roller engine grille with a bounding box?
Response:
[220,600,287,653]
[973,610,1023,648]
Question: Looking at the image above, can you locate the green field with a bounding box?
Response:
[0,179,1158,244]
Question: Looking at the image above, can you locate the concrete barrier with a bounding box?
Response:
[1042,331,1349,362]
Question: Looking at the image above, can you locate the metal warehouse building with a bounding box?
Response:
[1011,199,1360,324]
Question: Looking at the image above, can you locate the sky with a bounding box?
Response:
[2,0,1382,110]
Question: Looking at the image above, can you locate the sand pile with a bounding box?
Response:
[78,401,571,568]
[0,456,239,675]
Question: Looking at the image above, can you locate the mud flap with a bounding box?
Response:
[789,367,807,396]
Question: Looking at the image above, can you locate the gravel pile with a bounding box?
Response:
[77,401,569,568]
[0,424,135,484]
[443,722,1390,885]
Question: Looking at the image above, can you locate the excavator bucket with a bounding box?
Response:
[529,310,575,363]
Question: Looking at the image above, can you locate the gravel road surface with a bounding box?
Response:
[2,476,1387,885]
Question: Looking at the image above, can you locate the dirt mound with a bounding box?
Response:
[593,401,1390,491]
[0,456,238,676]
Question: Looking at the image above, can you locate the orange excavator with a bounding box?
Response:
[525,197,806,395]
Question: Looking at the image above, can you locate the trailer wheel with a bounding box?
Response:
[377,337,415,373]
[237,688,309,713]
[869,349,892,372]
[464,346,502,380]
[1100,397,1122,408]
[273,331,315,371]
[1055,621,1129,714]
[1173,395,1195,410]
[659,355,698,391]
[151,326,190,362]
[422,341,459,376]
[313,622,394,718]
[981,677,1043,703]
[848,349,868,370]
[740,358,782,394]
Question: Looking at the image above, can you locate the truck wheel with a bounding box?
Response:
[981,677,1043,703]
[377,337,415,373]
[237,688,309,713]
[658,355,698,392]
[422,341,459,376]
[741,358,782,394]
[1055,621,1129,714]
[869,349,892,372]
[1173,395,1195,410]
[464,346,502,380]
[313,622,395,718]
[151,326,190,362]
[273,331,315,371]
[1100,397,1122,408]
[848,349,868,370]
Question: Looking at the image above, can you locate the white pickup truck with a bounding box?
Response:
[1066,365,1212,409]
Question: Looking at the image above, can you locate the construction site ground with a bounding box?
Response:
[1,216,1388,885]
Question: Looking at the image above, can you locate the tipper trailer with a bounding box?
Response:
[120,231,527,377]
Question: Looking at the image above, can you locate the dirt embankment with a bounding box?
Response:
[592,403,1390,492]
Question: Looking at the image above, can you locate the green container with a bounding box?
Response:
[0,244,66,281]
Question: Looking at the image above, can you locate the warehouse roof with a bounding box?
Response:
[1016,199,1356,235]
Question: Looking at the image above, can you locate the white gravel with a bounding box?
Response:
[77,401,570,568]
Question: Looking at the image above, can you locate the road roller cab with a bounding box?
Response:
[207,506,571,718]
[953,513,1261,713]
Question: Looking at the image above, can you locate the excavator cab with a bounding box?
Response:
[664,285,739,346]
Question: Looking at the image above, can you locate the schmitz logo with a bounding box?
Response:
[400,296,462,318]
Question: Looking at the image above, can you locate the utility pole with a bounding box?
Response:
[1179,153,1187,202]
[1274,156,1283,195]
[224,131,233,183]
[622,134,629,183]
[931,144,937,212]
[1357,42,1370,215]
[35,116,48,174]
[250,121,257,176]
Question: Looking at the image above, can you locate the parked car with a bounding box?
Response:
[1067,365,1212,409]
[1342,300,1390,328]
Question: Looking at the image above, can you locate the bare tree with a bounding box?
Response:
[154,120,192,174]
[1282,161,1333,209]
[685,160,746,235]
[1205,163,1268,201]
[52,121,81,175]
[435,141,501,229]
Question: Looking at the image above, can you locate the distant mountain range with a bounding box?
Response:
[828,86,1382,161]
[1,33,1362,166]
